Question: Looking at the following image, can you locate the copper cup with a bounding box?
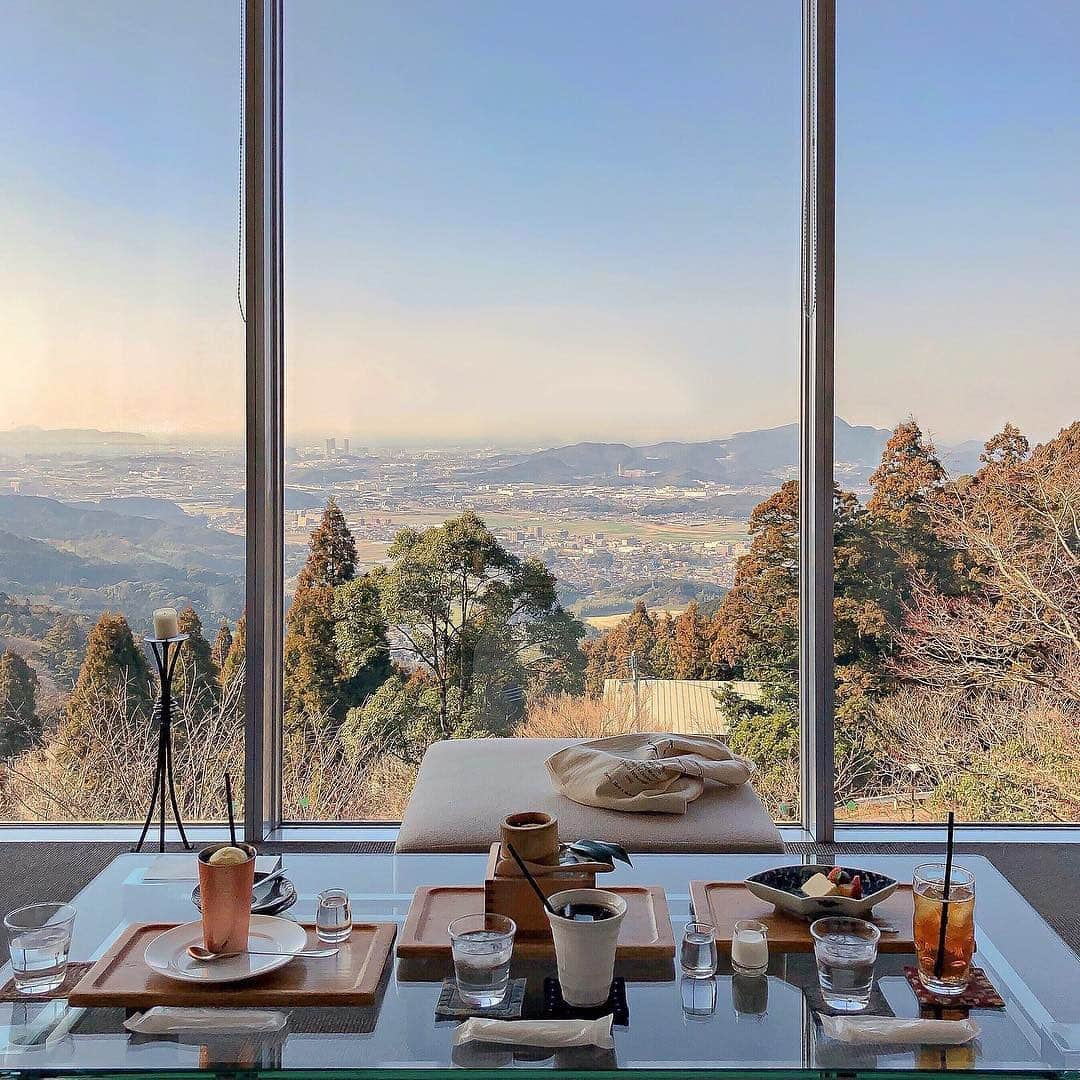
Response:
[198,842,257,953]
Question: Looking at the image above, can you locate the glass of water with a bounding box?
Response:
[448,913,516,1007]
[5,903,77,995]
[315,888,352,943]
[680,920,718,978]
[810,916,880,1012]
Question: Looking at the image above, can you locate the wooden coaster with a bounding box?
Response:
[0,963,93,1002]
[903,966,1005,1009]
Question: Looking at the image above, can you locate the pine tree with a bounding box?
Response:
[296,498,357,589]
[867,419,962,591]
[0,649,41,757]
[673,601,711,679]
[67,612,150,726]
[39,614,88,686]
[980,422,1030,467]
[176,606,219,706]
[210,620,233,675]
[220,614,246,690]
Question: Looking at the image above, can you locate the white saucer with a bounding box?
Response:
[145,916,308,984]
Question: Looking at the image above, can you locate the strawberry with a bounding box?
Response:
[849,874,862,900]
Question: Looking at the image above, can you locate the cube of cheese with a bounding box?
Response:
[801,872,839,898]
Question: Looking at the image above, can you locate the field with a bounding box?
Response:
[345,508,748,547]
[583,608,684,632]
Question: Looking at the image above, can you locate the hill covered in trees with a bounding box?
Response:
[0,417,1075,824]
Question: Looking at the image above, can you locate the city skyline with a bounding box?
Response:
[2,1,1078,444]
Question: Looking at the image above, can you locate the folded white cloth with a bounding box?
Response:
[452,1016,614,1049]
[546,733,754,814]
[124,1008,287,1036]
[819,1016,980,1045]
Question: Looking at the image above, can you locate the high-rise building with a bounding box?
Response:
[326,438,336,455]
[342,438,350,455]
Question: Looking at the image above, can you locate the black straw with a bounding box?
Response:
[934,810,955,978]
[225,773,237,847]
[505,842,557,917]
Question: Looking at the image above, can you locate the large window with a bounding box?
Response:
[4,1,1075,838]
[280,0,802,821]
[834,0,1080,823]
[0,1,246,822]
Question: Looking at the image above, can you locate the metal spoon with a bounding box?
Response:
[251,866,289,899]
[187,944,338,962]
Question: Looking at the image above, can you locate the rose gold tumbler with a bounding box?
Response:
[198,843,256,953]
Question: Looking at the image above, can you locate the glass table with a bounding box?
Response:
[0,851,1077,1077]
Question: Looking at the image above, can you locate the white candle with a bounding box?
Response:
[732,920,769,973]
[153,607,179,639]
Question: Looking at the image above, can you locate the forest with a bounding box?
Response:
[1,419,1076,824]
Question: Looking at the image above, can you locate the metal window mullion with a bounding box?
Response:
[244,0,285,843]
[799,0,836,842]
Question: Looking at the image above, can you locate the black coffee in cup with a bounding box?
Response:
[557,902,616,922]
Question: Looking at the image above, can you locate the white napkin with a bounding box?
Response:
[125,1008,287,1035]
[452,1016,614,1049]
[820,1016,980,1045]
[546,733,753,814]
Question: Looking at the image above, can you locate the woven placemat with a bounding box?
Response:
[902,966,1005,1009]
[805,980,894,1019]
[0,963,93,1002]
[435,978,526,1020]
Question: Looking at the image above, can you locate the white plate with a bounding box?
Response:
[144,916,308,985]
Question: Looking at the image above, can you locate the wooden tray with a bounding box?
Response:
[396,885,674,960]
[69,921,396,1008]
[690,880,915,953]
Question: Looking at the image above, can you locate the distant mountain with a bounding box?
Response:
[0,494,243,572]
[0,427,146,448]
[73,496,200,524]
[472,419,894,487]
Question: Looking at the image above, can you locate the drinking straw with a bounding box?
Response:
[505,842,558,917]
[934,810,956,978]
[224,773,238,847]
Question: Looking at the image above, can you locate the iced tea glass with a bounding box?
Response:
[913,863,976,996]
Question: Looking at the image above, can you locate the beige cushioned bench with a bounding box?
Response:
[395,738,784,854]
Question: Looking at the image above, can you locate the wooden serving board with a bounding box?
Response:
[690,880,915,953]
[396,885,675,960]
[69,921,396,1008]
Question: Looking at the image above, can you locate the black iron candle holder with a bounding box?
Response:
[132,634,194,853]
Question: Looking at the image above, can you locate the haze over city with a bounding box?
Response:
[3,1,1077,445]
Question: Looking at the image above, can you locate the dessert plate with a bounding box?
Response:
[145,916,307,984]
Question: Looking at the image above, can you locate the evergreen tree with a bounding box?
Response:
[176,607,219,706]
[39,614,88,686]
[333,577,391,706]
[980,422,1030,467]
[673,601,711,679]
[67,612,150,726]
[867,419,963,591]
[221,614,246,690]
[0,649,41,757]
[296,498,357,589]
[210,620,233,675]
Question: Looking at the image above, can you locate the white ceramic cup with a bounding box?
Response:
[544,888,627,1006]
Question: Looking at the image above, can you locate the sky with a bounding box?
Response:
[1,0,1077,447]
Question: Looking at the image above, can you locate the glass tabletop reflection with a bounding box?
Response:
[0,851,1077,1077]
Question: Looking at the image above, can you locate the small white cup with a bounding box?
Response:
[544,888,627,1007]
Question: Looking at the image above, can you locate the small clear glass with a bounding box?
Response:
[315,888,352,943]
[810,916,880,1012]
[5,903,77,995]
[680,920,718,978]
[731,918,769,976]
[448,913,516,1007]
